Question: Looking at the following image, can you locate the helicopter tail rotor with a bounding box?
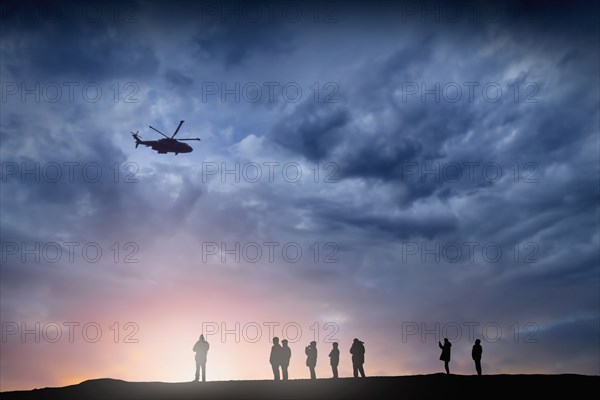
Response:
[131,131,141,148]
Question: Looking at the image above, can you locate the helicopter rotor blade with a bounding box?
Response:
[171,120,185,139]
[177,138,201,141]
[149,125,170,139]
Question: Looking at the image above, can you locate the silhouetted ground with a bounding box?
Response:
[1,374,598,399]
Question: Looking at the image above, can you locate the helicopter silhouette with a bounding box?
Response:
[131,120,200,155]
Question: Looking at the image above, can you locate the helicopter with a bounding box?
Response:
[131,120,200,155]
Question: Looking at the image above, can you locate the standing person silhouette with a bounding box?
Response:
[193,334,210,382]
[349,338,366,378]
[439,338,452,374]
[472,339,483,376]
[270,337,283,381]
[305,341,318,379]
[329,342,340,378]
[281,339,292,381]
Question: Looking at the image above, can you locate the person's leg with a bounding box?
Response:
[475,360,481,376]
[353,363,358,378]
[201,362,206,382]
[272,365,280,381]
[444,361,450,374]
[282,365,288,381]
[310,367,316,380]
[332,365,338,378]
[359,364,365,378]
[195,361,200,381]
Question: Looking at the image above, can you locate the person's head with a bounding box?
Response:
[282,339,288,347]
[444,338,449,343]
[273,337,279,345]
[310,341,316,347]
[475,339,481,345]
[200,334,205,341]
[333,342,338,348]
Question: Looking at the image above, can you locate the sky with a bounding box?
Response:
[1,0,599,391]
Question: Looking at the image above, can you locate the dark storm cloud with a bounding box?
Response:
[271,102,350,161]
[1,0,156,81]
[0,110,130,213]
[290,195,457,240]
[267,5,599,230]
[193,18,295,67]
[164,68,194,88]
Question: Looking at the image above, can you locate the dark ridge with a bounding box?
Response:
[2,374,598,400]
